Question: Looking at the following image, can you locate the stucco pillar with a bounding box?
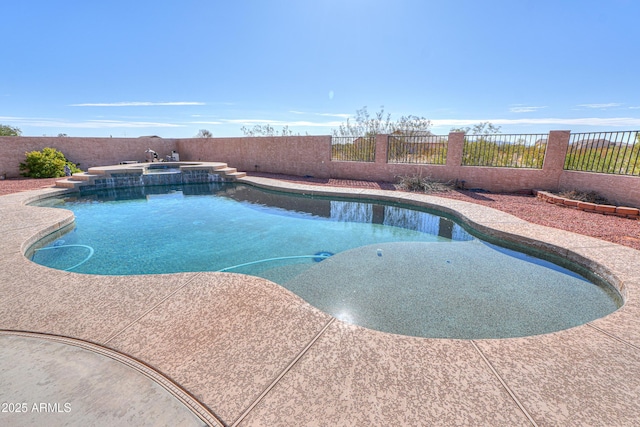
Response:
[375,134,388,164]
[446,132,465,167]
[542,130,571,190]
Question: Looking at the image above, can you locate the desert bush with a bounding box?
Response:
[396,174,454,193]
[19,147,82,178]
[557,189,610,205]
[558,190,611,205]
[564,144,640,175]
[0,124,22,136]
[462,138,546,168]
[332,106,432,138]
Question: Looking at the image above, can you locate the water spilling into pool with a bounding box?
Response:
[29,182,621,338]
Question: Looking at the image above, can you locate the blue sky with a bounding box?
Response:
[2,0,639,137]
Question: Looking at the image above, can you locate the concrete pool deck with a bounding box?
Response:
[1,175,640,426]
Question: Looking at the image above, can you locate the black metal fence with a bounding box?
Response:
[331,136,375,162]
[564,131,640,175]
[331,131,640,175]
[462,134,548,168]
[387,134,448,164]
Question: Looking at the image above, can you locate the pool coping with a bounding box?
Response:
[1,176,640,426]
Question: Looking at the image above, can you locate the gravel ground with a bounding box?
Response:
[2,175,639,251]
[0,177,60,195]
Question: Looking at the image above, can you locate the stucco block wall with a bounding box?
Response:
[1,132,638,207]
[560,171,640,207]
[0,136,177,177]
[178,136,332,177]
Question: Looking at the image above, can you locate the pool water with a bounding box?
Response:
[30,182,621,339]
[32,183,473,275]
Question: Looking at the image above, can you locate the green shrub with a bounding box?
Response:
[19,147,82,178]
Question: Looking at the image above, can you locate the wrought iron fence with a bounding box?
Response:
[565,131,640,175]
[331,136,375,162]
[387,134,448,164]
[462,134,548,168]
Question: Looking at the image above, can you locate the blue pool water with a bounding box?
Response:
[31,183,473,276]
[29,182,621,338]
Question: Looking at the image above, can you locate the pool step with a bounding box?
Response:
[54,162,246,189]
[217,167,247,180]
[69,173,101,181]
[54,178,81,189]
[207,162,232,171]
[217,167,236,174]
[225,171,247,179]
[55,172,104,189]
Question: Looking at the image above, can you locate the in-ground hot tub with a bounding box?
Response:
[68,162,240,191]
[140,163,183,174]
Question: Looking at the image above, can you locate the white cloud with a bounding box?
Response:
[69,101,205,107]
[0,116,183,128]
[432,117,640,127]
[576,103,623,109]
[82,120,184,128]
[213,118,344,127]
[189,121,224,125]
[288,110,351,119]
[509,105,547,113]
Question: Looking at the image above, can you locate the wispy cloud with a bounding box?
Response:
[69,101,205,107]
[576,103,623,109]
[432,117,640,127]
[189,121,224,125]
[0,116,184,128]
[211,118,344,127]
[289,110,351,119]
[509,105,547,113]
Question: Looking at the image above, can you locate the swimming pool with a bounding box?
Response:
[29,182,621,339]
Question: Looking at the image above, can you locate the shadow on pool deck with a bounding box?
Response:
[0,332,216,427]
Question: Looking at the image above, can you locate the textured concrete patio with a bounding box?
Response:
[1,176,639,426]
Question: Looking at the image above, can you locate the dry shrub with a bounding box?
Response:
[396,175,455,193]
[557,189,610,205]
